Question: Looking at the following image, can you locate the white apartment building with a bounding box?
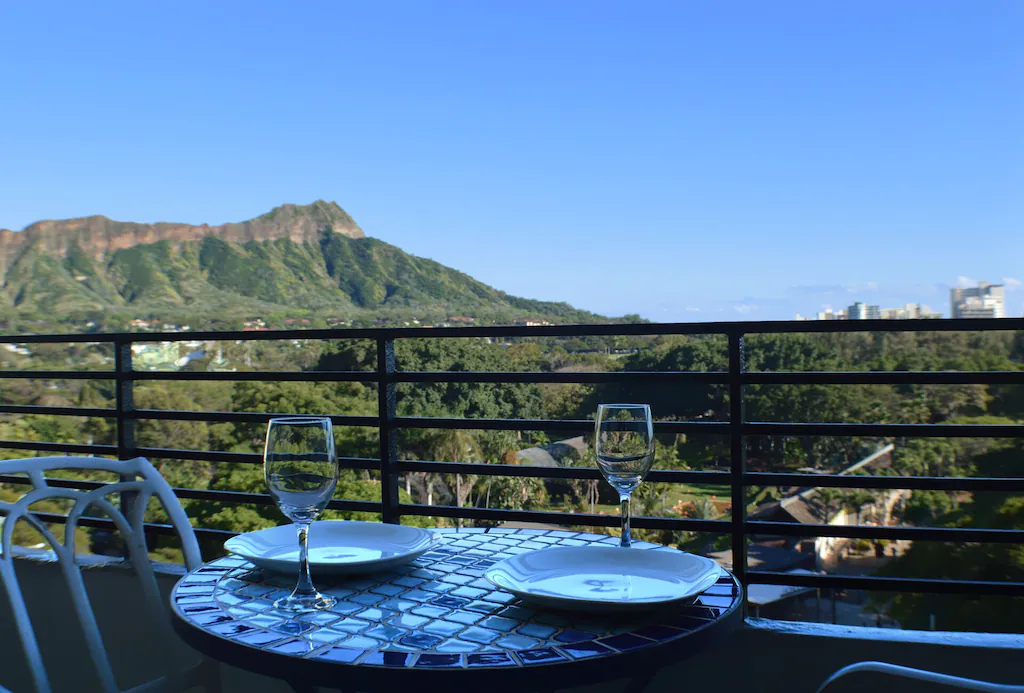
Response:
[950,283,1005,319]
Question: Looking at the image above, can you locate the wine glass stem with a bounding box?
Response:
[293,522,316,598]
[619,493,632,548]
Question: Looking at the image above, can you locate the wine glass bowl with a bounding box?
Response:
[595,404,654,548]
[264,416,338,611]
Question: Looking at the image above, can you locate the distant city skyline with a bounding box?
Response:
[1,1,1021,323]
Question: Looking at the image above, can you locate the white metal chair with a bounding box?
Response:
[0,456,219,693]
[818,661,1024,692]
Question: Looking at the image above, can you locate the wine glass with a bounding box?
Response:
[264,416,338,611]
[594,404,655,548]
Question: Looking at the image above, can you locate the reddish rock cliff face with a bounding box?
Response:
[0,200,364,263]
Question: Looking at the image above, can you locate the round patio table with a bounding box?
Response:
[170,527,743,692]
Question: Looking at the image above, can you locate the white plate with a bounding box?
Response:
[224,521,438,576]
[484,546,722,612]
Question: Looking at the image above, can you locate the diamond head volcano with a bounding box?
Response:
[0,201,599,328]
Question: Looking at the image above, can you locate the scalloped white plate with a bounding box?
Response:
[224,520,438,576]
[485,546,722,612]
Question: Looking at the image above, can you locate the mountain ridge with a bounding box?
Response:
[0,201,601,326]
[0,200,364,270]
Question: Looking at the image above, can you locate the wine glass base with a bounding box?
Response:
[273,593,337,612]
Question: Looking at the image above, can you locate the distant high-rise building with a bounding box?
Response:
[950,283,1005,319]
[848,302,881,320]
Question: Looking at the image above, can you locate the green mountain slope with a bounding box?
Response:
[0,202,599,326]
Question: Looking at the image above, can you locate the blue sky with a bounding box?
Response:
[1,1,1021,320]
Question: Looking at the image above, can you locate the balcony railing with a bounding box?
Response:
[2,318,1023,605]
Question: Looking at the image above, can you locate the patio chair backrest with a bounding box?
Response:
[0,456,203,693]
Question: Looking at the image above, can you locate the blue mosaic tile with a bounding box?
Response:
[517,623,557,638]
[354,607,391,622]
[192,612,234,626]
[432,595,470,609]
[519,648,567,664]
[450,586,487,599]
[435,639,479,653]
[389,613,429,629]
[216,593,250,607]
[467,652,516,667]
[559,640,614,659]
[464,600,502,615]
[315,646,362,664]
[400,632,442,649]
[423,620,463,637]
[410,605,447,618]
[362,650,414,667]
[272,621,317,636]
[438,573,473,586]
[268,638,316,655]
[336,635,383,650]
[480,615,517,632]
[208,621,255,637]
[495,634,541,650]
[555,629,596,643]
[235,629,287,647]
[415,654,462,668]
[326,600,363,615]
[444,610,484,626]
[364,625,406,643]
[172,527,741,673]
[329,617,371,635]
[402,589,435,603]
[380,598,417,612]
[370,583,405,597]
[460,627,499,644]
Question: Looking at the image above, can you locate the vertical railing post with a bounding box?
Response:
[114,338,136,461]
[115,337,139,557]
[728,331,747,591]
[377,338,400,524]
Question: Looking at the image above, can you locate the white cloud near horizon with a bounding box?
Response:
[1003,277,1022,291]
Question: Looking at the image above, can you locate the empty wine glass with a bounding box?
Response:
[595,404,655,548]
[264,416,338,611]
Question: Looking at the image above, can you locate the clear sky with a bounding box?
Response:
[1,1,1022,321]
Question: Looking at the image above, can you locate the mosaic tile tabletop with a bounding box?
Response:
[171,527,742,671]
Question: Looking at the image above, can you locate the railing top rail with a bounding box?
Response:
[2,316,1023,344]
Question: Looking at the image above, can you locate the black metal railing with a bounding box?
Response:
[2,318,1024,601]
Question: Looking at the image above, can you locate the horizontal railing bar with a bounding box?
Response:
[3,367,1023,387]
[133,447,380,470]
[0,370,114,380]
[0,404,115,418]
[394,459,730,484]
[393,417,729,434]
[745,472,1024,492]
[394,371,729,384]
[0,440,118,455]
[398,503,731,532]
[743,370,1024,385]
[128,409,379,427]
[0,474,107,489]
[0,475,381,513]
[129,370,377,382]
[747,520,1024,543]
[743,422,1024,438]
[4,317,1023,345]
[29,510,237,540]
[746,571,1024,597]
